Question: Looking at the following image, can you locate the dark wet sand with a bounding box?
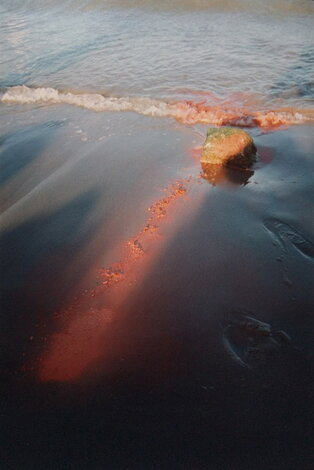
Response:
[1,106,314,470]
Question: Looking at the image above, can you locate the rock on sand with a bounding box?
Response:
[201,127,257,170]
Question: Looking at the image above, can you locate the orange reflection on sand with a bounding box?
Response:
[39,307,114,382]
[38,178,203,382]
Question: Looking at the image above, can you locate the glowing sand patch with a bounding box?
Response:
[36,179,203,382]
[39,307,114,382]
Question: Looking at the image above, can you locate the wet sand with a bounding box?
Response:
[1,106,314,469]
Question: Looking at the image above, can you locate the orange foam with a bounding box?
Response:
[173,99,314,129]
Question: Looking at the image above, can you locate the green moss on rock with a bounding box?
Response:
[201,127,257,169]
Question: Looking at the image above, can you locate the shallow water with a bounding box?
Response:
[1,2,314,469]
[1,0,314,115]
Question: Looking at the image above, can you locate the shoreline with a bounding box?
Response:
[1,105,313,469]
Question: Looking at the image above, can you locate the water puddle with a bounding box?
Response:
[223,312,292,369]
[264,218,314,259]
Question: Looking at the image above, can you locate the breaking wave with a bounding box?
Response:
[2,85,314,128]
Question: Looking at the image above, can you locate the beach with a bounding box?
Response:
[1,1,314,469]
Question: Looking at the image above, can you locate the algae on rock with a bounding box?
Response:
[201,127,257,170]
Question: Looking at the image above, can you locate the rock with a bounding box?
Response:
[201,127,257,169]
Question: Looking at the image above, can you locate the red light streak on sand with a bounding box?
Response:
[38,307,115,382]
[38,177,204,383]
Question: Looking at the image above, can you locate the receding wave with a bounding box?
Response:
[2,85,314,128]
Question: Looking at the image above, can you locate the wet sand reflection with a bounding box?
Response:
[38,178,205,382]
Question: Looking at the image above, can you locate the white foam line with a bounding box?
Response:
[1,85,312,127]
[1,85,173,116]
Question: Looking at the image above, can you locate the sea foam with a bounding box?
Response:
[1,85,313,128]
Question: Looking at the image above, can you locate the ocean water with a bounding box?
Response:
[1,2,314,469]
[1,0,314,126]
